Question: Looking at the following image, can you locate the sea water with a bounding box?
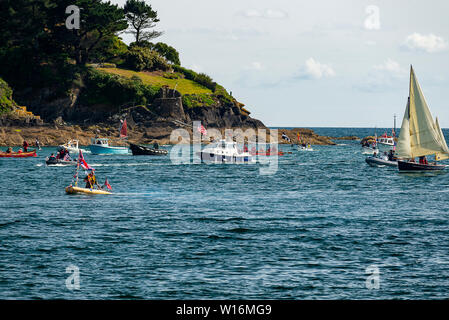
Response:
[1,128,449,299]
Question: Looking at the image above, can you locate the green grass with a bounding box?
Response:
[97,67,213,95]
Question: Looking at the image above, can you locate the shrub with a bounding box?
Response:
[172,65,197,81]
[194,73,217,91]
[0,78,15,114]
[125,47,169,72]
[182,94,216,109]
[82,69,159,108]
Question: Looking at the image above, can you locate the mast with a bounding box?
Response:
[393,114,396,137]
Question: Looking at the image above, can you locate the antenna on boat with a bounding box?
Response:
[393,114,397,137]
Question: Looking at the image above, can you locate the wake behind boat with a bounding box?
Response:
[396,66,449,172]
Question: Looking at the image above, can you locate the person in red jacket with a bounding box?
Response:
[23,140,29,152]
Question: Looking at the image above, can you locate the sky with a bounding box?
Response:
[111,0,449,127]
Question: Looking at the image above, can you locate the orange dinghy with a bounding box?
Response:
[0,149,37,158]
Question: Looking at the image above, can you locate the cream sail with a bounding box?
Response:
[396,66,449,160]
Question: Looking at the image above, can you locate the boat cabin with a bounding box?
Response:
[91,138,109,146]
[377,136,394,146]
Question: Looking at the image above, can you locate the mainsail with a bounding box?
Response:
[396,66,449,160]
[120,119,128,138]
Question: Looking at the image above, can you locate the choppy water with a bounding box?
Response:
[1,128,449,299]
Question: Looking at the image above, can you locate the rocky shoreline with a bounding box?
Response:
[0,125,344,147]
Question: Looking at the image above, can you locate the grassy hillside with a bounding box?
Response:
[97,67,213,95]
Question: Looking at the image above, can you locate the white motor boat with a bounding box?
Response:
[197,139,254,163]
[377,134,395,152]
[297,144,313,151]
[361,146,379,155]
[58,140,90,154]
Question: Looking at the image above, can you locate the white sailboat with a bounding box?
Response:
[396,66,449,172]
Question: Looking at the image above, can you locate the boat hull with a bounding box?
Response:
[65,186,112,195]
[129,143,168,156]
[46,158,77,166]
[365,156,397,167]
[397,160,446,172]
[0,150,37,158]
[377,143,395,152]
[361,147,379,155]
[197,152,254,163]
[89,144,129,155]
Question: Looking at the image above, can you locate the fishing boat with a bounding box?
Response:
[58,140,90,154]
[89,138,129,155]
[129,143,168,155]
[396,66,449,172]
[197,139,254,163]
[376,115,397,152]
[88,119,129,155]
[0,149,37,158]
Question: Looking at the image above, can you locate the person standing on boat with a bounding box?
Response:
[84,170,98,189]
[23,140,29,152]
[35,138,41,150]
[419,156,428,165]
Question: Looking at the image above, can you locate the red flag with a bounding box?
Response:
[197,124,207,136]
[78,150,92,170]
[104,178,112,190]
[120,119,128,138]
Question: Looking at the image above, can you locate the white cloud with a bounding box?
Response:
[241,8,288,19]
[403,33,448,53]
[298,58,335,80]
[249,62,263,70]
[355,59,407,92]
[365,40,377,46]
[373,58,405,75]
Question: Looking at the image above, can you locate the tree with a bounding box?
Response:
[57,0,128,65]
[124,0,163,44]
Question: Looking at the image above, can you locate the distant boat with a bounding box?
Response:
[197,139,254,163]
[89,119,129,155]
[377,115,397,152]
[396,66,449,172]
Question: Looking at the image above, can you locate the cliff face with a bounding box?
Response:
[14,85,266,130]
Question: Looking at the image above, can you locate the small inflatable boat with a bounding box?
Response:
[46,157,77,166]
[65,185,112,195]
[365,156,398,167]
